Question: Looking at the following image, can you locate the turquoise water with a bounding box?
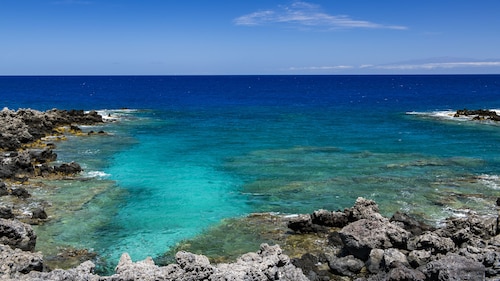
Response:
[1,75,499,270]
[35,106,500,268]
[102,118,249,261]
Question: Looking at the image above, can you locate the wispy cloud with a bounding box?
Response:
[373,61,500,70]
[288,65,354,71]
[234,1,407,30]
[287,58,500,73]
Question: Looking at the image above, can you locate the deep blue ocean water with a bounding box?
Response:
[1,75,500,267]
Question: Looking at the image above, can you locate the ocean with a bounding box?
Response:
[1,75,499,270]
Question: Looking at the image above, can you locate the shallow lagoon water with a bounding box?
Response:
[1,75,499,270]
[35,106,500,269]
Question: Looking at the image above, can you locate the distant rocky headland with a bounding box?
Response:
[454,108,500,121]
[1,108,499,281]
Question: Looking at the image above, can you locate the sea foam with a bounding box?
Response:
[477,174,500,190]
[85,170,110,179]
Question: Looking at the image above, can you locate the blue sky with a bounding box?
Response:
[1,0,500,75]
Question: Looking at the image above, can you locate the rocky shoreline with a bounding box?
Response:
[1,108,499,280]
[0,108,103,225]
[454,108,500,122]
[287,197,499,280]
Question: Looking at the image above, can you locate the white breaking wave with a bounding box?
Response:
[89,109,139,122]
[85,170,110,178]
[476,174,500,190]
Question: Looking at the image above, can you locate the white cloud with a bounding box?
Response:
[285,59,500,73]
[374,61,500,70]
[234,1,407,30]
[288,65,354,71]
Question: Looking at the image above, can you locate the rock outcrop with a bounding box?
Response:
[0,108,102,180]
[0,108,103,151]
[0,149,83,180]
[0,218,37,251]
[1,196,499,281]
[0,244,44,278]
[287,197,500,280]
[1,243,308,281]
[454,108,500,121]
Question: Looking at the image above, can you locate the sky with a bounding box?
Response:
[1,0,500,75]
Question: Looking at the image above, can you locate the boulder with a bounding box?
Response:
[457,245,500,277]
[287,214,328,233]
[0,181,8,196]
[366,249,385,274]
[311,209,349,227]
[112,253,183,281]
[339,218,410,260]
[175,250,214,280]
[212,243,309,281]
[422,253,486,281]
[383,248,409,269]
[21,261,98,281]
[0,218,37,251]
[441,214,498,240]
[0,206,14,219]
[407,249,432,268]
[291,253,331,281]
[288,197,385,234]
[408,232,455,254]
[10,187,31,198]
[366,248,411,274]
[28,149,57,163]
[31,208,48,220]
[327,254,364,277]
[0,151,34,179]
[287,214,315,233]
[387,264,426,281]
[390,211,435,236]
[0,244,44,278]
[53,162,82,175]
[348,197,384,221]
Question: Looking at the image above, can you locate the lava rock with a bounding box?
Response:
[0,206,14,219]
[31,208,48,220]
[423,253,486,281]
[0,218,37,251]
[339,218,410,261]
[0,244,44,278]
